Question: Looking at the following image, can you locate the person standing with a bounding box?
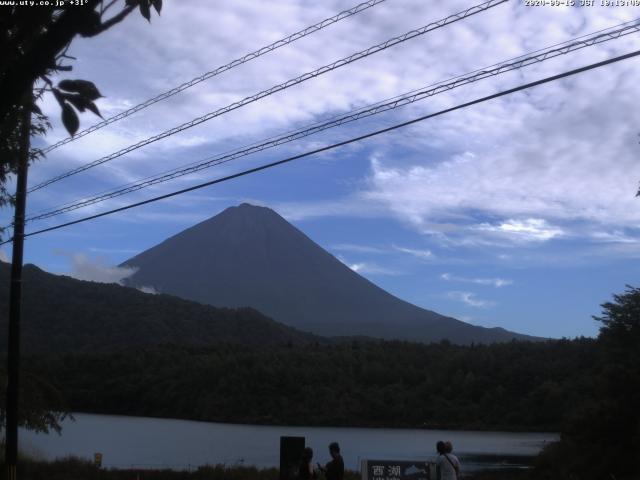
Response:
[435,441,460,480]
[318,442,344,480]
[299,447,316,480]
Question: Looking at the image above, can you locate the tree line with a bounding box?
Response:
[19,338,596,432]
[2,281,638,479]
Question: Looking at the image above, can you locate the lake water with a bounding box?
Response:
[21,414,558,472]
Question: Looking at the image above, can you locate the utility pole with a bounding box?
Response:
[5,100,32,480]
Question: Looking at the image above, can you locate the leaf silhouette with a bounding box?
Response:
[58,79,102,101]
[63,93,87,112]
[139,0,151,21]
[61,103,79,136]
[86,101,102,119]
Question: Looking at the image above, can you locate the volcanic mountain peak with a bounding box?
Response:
[123,203,537,344]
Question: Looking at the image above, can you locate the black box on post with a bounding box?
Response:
[280,436,305,480]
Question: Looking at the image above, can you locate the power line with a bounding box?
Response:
[28,0,508,193]
[23,19,640,223]
[40,0,389,155]
[4,48,637,245]
[28,17,640,218]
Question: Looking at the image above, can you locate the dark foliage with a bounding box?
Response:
[0,0,161,217]
[24,339,596,432]
[0,261,318,435]
[533,286,640,480]
[0,262,321,354]
[2,262,637,478]
[0,362,69,434]
[11,455,364,480]
[16,457,284,480]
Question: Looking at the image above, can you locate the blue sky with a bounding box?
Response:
[2,0,640,338]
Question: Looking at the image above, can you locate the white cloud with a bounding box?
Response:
[590,230,639,244]
[447,291,495,308]
[348,17,640,251]
[347,261,401,275]
[30,0,636,197]
[362,61,640,247]
[472,218,565,243]
[441,272,512,288]
[19,0,640,266]
[332,243,433,259]
[393,245,433,260]
[88,247,140,254]
[62,253,159,294]
[138,285,159,295]
[348,262,365,272]
[0,249,8,262]
[337,255,401,276]
[66,253,137,285]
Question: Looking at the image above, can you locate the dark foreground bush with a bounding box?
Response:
[17,457,279,480]
[15,457,361,480]
[464,470,532,480]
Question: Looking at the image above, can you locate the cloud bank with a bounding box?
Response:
[68,253,137,285]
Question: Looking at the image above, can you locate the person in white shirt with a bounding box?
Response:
[435,440,460,480]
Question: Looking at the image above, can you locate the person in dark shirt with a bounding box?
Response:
[298,447,316,480]
[318,442,344,480]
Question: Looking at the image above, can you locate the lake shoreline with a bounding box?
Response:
[21,413,558,472]
[63,410,560,435]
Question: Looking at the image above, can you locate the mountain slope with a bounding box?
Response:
[0,261,320,354]
[123,203,536,344]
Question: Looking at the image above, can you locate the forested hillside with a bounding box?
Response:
[24,338,595,431]
[0,262,320,352]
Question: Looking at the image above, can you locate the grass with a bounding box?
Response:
[10,457,363,480]
[463,469,533,480]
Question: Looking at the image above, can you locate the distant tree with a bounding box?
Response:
[0,367,68,434]
[591,286,640,473]
[595,285,640,343]
[537,286,640,479]
[0,0,162,213]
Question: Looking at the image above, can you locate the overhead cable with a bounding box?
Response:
[28,0,508,193]
[40,0,390,155]
[3,48,636,245]
[24,19,640,223]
